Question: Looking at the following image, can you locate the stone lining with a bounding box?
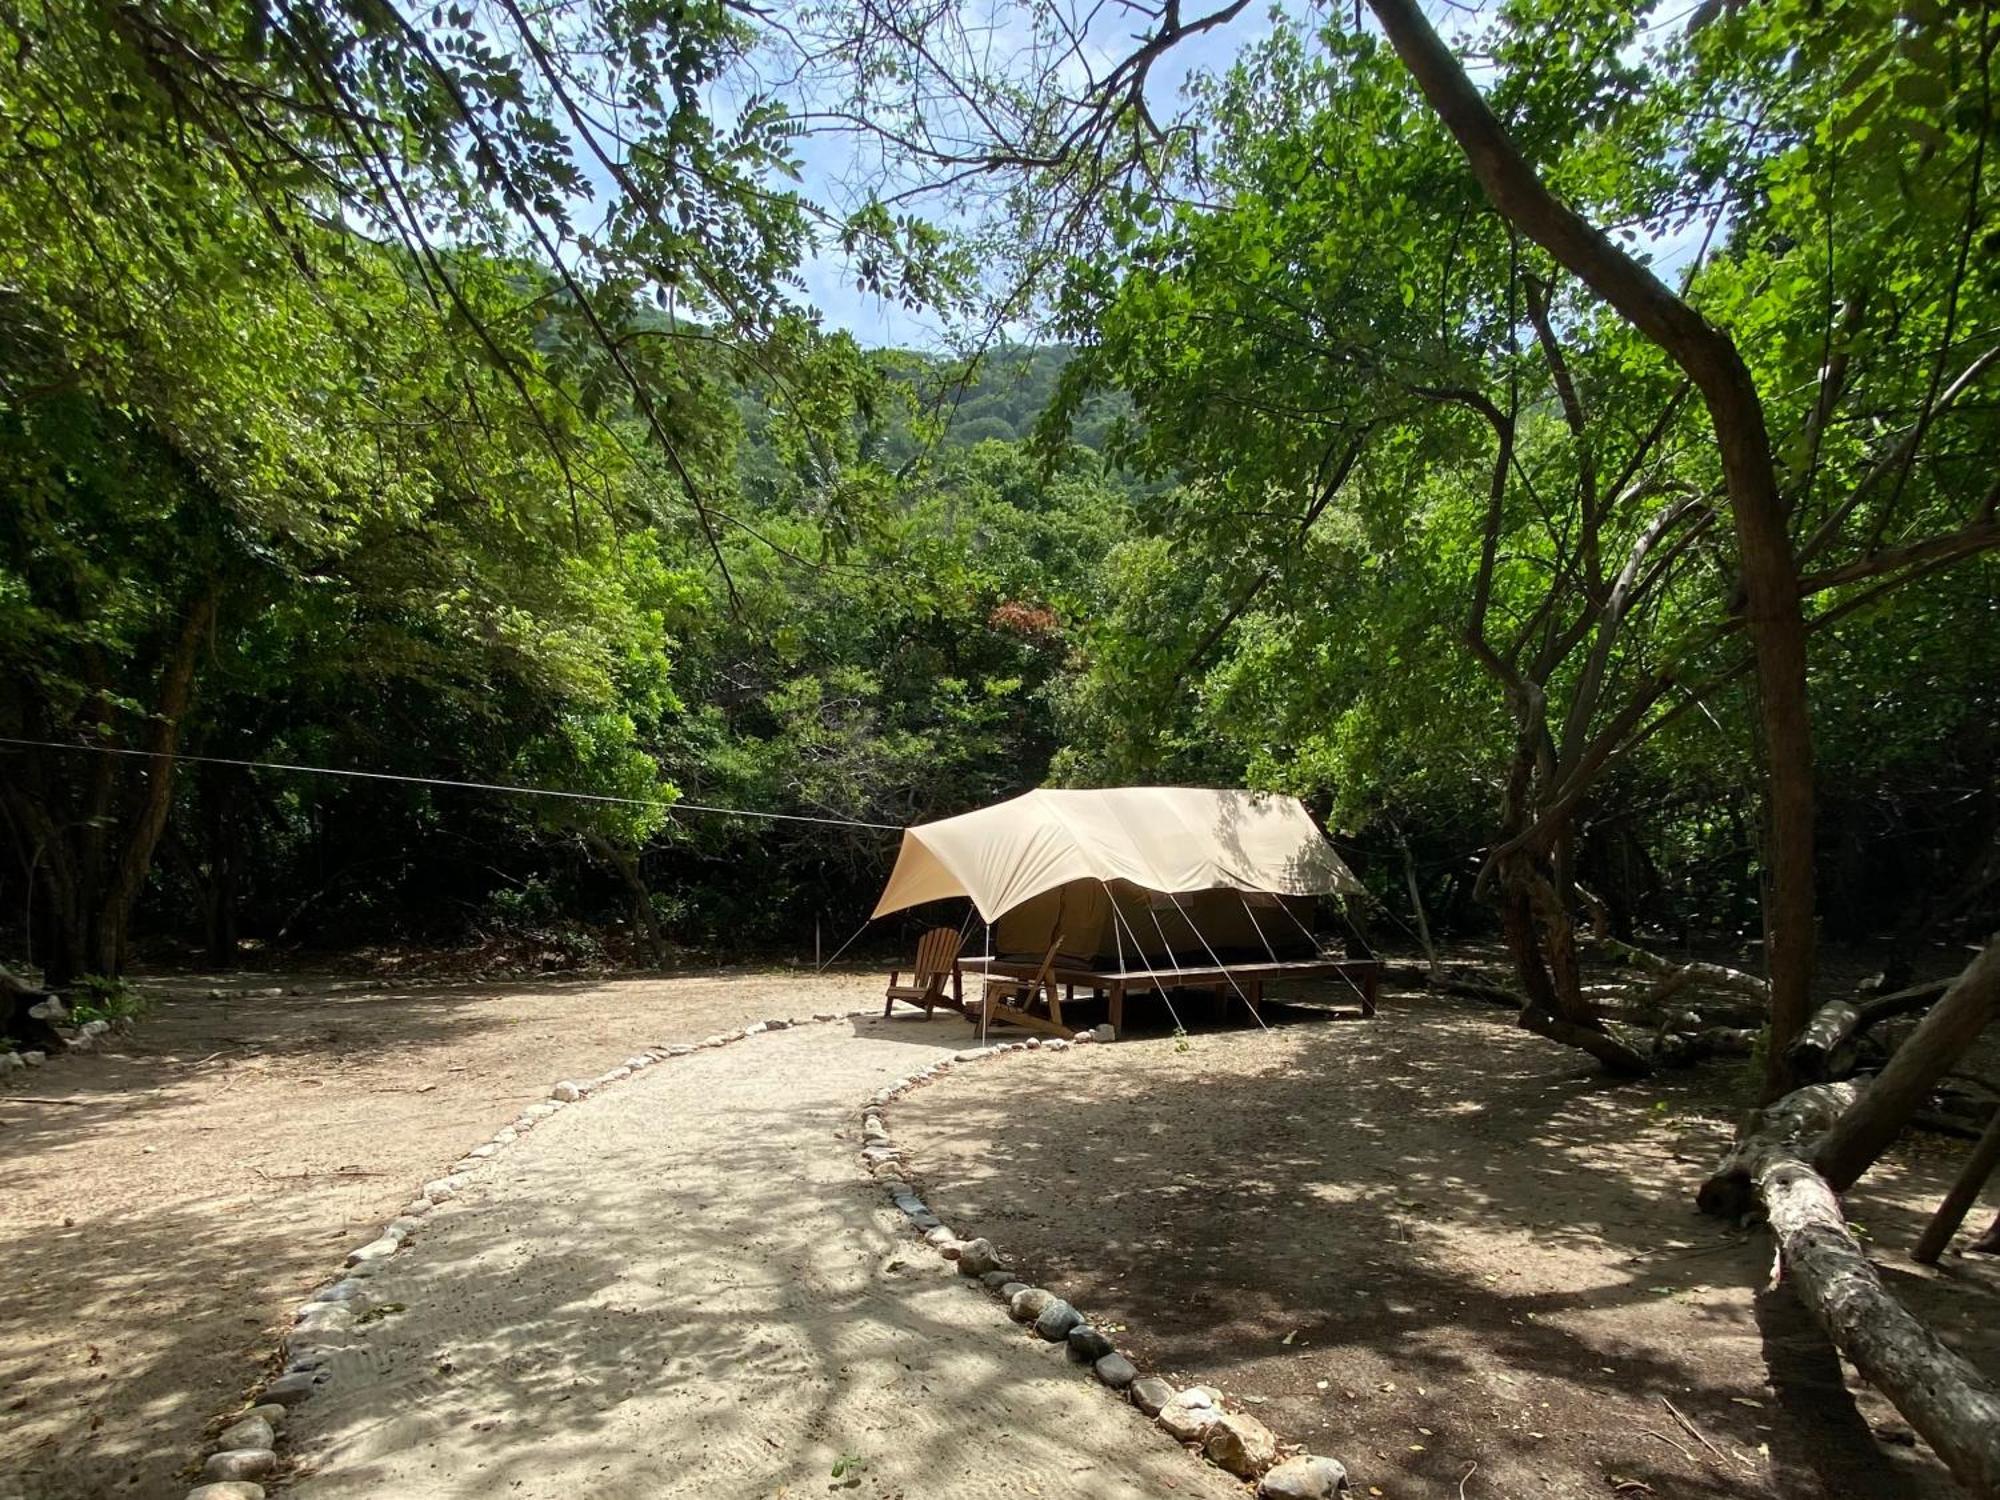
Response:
[861,1026,1354,1500]
[169,1007,865,1500]
[0,992,116,1071]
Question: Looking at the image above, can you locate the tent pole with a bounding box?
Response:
[1274,896,1374,1010]
[978,913,990,1047]
[1110,899,1185,1037]
[1241,893,1280,964]
[1167,890,1268,1032]
[815,915,873,976]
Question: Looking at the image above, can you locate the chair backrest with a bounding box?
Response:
[1028,935,1064,982]
[912,926,963,982]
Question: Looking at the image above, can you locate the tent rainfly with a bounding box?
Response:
[871,787,1363,967]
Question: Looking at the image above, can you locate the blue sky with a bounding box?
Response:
[765,0,1706,349]
[777,0,1295,349]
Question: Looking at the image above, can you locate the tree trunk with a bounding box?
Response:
[89,585,218,975]
[1913,1109,2000,1265]
[1364,0,1817,1102]
[1699,1080,1863,1220]
[1498,851,1653,1074]
[1814,936,2000,1192]
[588,833,667,965]
[1398,828,1437,973]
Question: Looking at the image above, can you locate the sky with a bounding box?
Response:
[744,0,1706,350]
[769,0,1296,349]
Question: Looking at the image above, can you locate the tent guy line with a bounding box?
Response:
[0,736,904,831]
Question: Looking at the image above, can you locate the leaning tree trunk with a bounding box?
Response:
[88,587,218,975]
[1814,936,2000,1191]
[1364,0,1817,1102]
[1914,1108,2000,1264]
[587,833,667,965]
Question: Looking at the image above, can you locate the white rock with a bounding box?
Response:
[214,1416,275,1452]
[203,1449,276,1482]
[260,1370,320,1406]
[345,1236,399,1265]
[1046,1038,1070,1051]
[27,997,67,1021]
[1157,1386,1224,1444]
[551,1081,584,1102]
[187,1484,265,1500]
[293,1304,354,1333]
[21,1050,46,1066]
[466,1143,498,1159]
[0,1052,22,1072]
[1258,1455,1350,1499]
[1091,1023,1116,1042]
[1205,1411,1279,1477]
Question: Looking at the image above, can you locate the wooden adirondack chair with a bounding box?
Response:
[980,935,1069,1039]
[883,927,964,1017]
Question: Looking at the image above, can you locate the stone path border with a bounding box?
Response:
[860,1028,1356,1500]
[170,1007,863,1500]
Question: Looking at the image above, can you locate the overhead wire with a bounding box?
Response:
[0,735,903,831]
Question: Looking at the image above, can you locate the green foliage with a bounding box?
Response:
[66,976,148,1026]
[1,0,1994,982]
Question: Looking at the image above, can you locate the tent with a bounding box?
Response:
[871,787,1362,967]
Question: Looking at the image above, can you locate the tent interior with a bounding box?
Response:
[991,880,1321,968]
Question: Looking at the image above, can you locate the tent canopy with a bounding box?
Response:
[872,788,1360,964]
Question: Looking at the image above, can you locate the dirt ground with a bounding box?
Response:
[0,964,884,1500]
[892,985,2000,1500]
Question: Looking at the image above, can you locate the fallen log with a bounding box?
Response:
[1592,936,1771,1001]
[1786,979,1953,1083]
[1379,963,1521,1009]
[1518,1003,1652,1076]
[1761,1151,2000,1497]
[1698,1081,1862,1221]
[1702,1080,2000,1496]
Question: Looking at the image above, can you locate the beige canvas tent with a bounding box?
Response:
[871,787,1361,966]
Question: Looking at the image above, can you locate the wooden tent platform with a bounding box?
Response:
[954,955,1379,1039]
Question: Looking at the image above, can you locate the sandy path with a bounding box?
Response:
[0,968,886,1500]
[284,1017,1239,1500]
